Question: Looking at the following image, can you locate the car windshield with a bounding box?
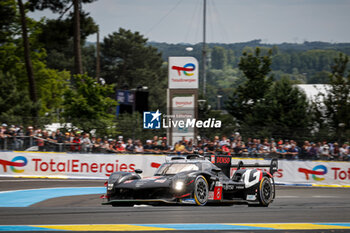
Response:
[156,163,199,175]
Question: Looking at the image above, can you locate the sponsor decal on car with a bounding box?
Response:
[123,180,134,184]
[181,198,196,204]
[143,176,162,180]
[208,191,214,200]
[213,186,222,200]
[246,194,256,201]
[154,179,167,183]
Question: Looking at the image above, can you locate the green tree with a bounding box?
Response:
[322,53,350,142]
[28,0,98,74]
[62,74,117,136]
[101,28,167,110]
[0,0,17,43]
[226,47,273,122]
[308,71,331,84]
[0,0,69,125]
[245,77,312,141]
[17,0,38,119]
[211,46,227,69]
[34,14,97,75]
[0,72,38,126]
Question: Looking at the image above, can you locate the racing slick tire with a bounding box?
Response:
[257,177,274,207]
[194,175,209,206]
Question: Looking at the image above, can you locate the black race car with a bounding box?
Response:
[102,155,278,207]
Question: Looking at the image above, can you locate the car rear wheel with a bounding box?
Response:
[257,177,274,207]
[194,175,209,206]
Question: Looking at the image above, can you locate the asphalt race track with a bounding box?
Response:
[0,177,350,232]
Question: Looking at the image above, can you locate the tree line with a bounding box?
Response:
[0,0,166,138]
[0,0,349,142]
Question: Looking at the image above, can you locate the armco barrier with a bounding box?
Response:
[0,152,349,186]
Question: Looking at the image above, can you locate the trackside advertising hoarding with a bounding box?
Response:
[0,152,166,179]
[0,152,349,186]
[230,158,350,186]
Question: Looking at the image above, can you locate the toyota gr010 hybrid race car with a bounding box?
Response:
[102,155,278,207]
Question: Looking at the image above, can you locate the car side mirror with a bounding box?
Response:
[212,168,221,173]
[135,169,143,174]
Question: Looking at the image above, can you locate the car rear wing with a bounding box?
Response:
[206,155,278,177]
[233,158,278,176]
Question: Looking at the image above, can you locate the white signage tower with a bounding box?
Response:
[167,57,199,146]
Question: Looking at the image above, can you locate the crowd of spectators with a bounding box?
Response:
[1,123,349,161]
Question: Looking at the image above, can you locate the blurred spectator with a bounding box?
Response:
[144,140,154,153]
[248,143,259,157]
[286,144,299,160]
[331,143,340,160]
[82,133,92,153]
[319,141,331,160]
[307,143,319,160]
[91,137,101,153]
[205,141,216,154]
[152,140,160,153]
[259,141,271,158]
[101,140,110,152]
[159,141,170,153]
[300,141,311,160]
[185,141,194,154]
[125,139,134,152]
[340,143,349,161]
[71,134,81,152]
[276,145,287,159]
[36,133,45,151]
[219,136,229,147]
[134,141,144,153]
[0,124,9,149]
[174,141,185,154]
[115,141,126,152]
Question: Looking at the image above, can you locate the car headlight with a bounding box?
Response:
[174,181,184,191]
[107,183,114,190]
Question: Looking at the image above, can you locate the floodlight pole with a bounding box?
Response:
[96,26,100,81]
[202,0,207,96]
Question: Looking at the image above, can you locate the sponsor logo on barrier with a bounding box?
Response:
[331,167,350,180]
[31,158,135,176]
[299,165,328,181]
[299,165,350,181]
[0,156,28,173]
[0,153,166,178]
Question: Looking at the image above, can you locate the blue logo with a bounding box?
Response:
[143,110,161,129]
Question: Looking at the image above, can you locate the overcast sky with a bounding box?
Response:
[29,0,350,44]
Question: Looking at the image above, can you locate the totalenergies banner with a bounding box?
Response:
[0,152,166,179]
[168,56,198,89]
[231,158,350,186]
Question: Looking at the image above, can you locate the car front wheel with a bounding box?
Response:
[194,175,209,206]
[257,177,274,207]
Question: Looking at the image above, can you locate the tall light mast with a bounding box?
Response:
[202,0,207,96]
